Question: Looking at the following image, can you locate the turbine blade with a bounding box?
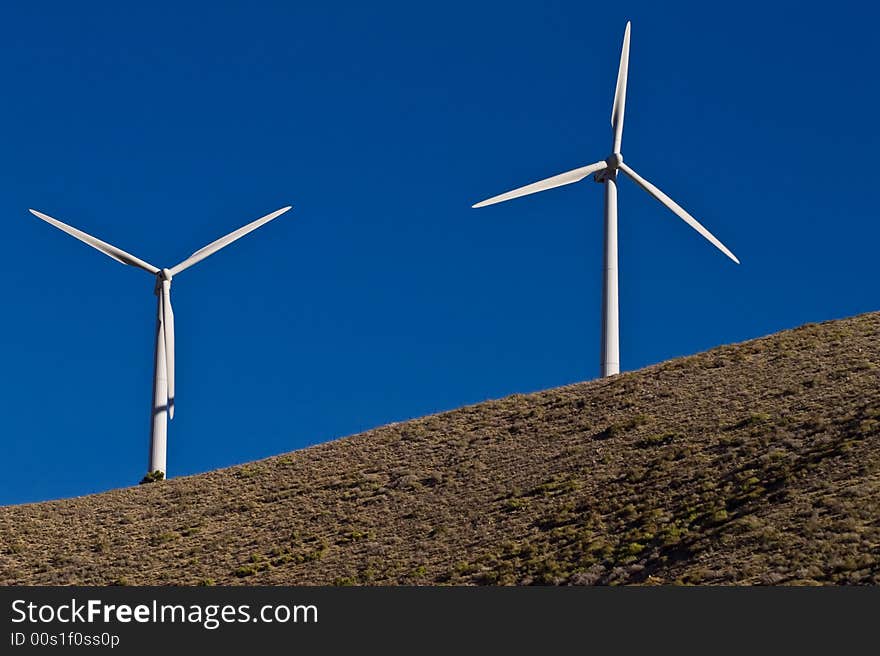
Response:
[169,206,292,276]
[618,162,740,264]
[29,209,160,274]
[161,286,175,420]
[472,161,607,208]
[611,21,631,153]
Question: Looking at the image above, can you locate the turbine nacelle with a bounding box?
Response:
[154,268,173,294]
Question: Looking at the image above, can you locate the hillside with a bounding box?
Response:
[2,313,879,585]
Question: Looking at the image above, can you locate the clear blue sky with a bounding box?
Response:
[2,1,877,504]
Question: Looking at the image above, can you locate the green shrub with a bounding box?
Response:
[139,470,165,484]
[638,432,678,448]
[858,419,879,435]
[504,498,525,511]
[624,542,646,556]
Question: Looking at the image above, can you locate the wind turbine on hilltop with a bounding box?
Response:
[472,21,739,377]
[29,205,292,479]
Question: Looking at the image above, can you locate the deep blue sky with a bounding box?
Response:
[2,1,877,504]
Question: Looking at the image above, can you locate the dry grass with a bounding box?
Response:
[2,312,879,585]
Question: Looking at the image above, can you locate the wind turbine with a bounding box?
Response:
[472,21,739,377]
[29,204,292,479]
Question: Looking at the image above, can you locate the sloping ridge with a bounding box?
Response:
[2,312,879,585]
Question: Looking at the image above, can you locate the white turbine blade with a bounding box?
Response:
[611,21,631,153]
[472,161,607,208]
[161,287,175,420]
[618,162,740,264]
[29,209,160,274]
[169,206,292,276]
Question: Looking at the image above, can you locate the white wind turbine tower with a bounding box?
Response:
[29,205,292,478]
[472,22,739,377]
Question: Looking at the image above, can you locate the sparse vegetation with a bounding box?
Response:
[1,312,880,585]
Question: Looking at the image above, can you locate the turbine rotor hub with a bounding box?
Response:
[594,153,623,183]
[155,269,173,294]
[605,152,623,169]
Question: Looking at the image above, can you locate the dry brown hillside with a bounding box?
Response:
[2,312,879,585]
